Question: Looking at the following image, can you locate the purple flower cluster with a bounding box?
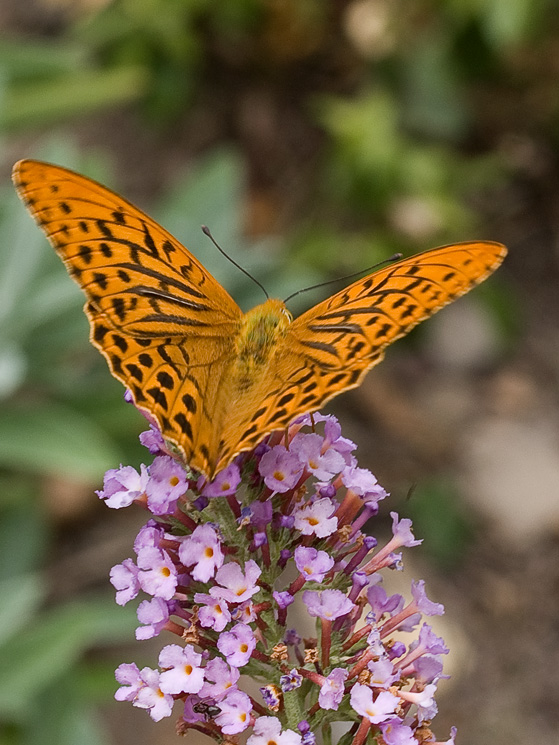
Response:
[100,413,456,744]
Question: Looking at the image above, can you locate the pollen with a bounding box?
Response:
[204,547,214,558]
[169,476,180,486]
[273,471,285,481]
[184,665,193,675]
[161,567,171,577]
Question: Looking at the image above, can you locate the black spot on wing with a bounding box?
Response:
[157,371,174,390]
[147,387,168,409]
[94,324,110,343]
[139,353,153,368]
[126,363,143,382]
[174,413,193,440]
[79,244,92,264]
[182,394,197,414]
[93,272,108,290]
[117,269,130,283]
[112,297,126,322]
[111,334,128,352]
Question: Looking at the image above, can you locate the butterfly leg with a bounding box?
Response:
[309,411,316,433]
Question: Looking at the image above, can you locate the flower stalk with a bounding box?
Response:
[101,411,456,744]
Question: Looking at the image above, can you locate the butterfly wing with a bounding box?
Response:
[13,159,243,475]
[213,241,507,469]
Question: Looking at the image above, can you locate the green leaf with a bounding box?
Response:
[0,66,150,132]
[0,403,121,481]
[0,597,136,718]
[0,493,49,578]
[0,575,44,646]
[404,479,475,569]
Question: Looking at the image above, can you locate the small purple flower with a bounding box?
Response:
[136,546,177,600]
[132,667,174,721]
[133,521,164,552]
[249,500,273,528]
[211,560,261,604]
[146,455,187,514]
[414,655,444,684]
[110,558,140,606]
[298,720,317,745]
[214,690,253,734]
[294,546,334,582]
[136,597,170,640]
[115,662,144,701]
[231,599,256,624]
[194,592,231,631]
[293,498,338,538]
[247,716,303,745]
[302,589,355,620]
[390,512,422,547]
[284,628,301,646]
[414,623,450,655]
[411,580,444,616]
[341,464,387,504]
[178,523,224,582]
[273,590,294,609]
[400,683,437,713]
[290,432,345,480]
[199,657,240,700]
[380,719,418,745]
[323,415,356,457]
[261,684,282,709]
[319,668,348,710]
[367,585,404,618]
[202,463,241,497]
[158,643,204,695]
[217,623,256,667]
[349,684,399,724]
[139,425,167,454]
[258,446,304,492]
[367,658,399,688]
[280,668,303,692]
[97,464,148,509]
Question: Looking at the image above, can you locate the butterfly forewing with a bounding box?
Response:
[13,160,242,337]
[13,160,243,474]
[223,242,508,452]
[290,241,507,370]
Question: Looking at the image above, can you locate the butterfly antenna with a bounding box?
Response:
[201,225,269,299]
[283,253,403,304]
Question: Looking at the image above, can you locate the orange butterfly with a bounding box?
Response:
[13,160,506,478]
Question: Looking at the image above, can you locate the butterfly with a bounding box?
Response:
[13,160,507,479]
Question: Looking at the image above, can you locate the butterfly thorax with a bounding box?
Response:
[233,298,293,387]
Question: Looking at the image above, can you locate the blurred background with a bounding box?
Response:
[0,1,558,744]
